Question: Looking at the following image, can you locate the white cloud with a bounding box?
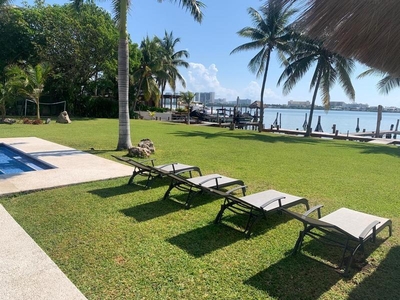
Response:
[170,62,284,103]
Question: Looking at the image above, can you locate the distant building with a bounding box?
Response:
[194,92,215,105]
[330,101,346,108]
[288,100,310,108]
[238,98,252,106]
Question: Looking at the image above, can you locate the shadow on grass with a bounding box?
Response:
[244,255,341,299]
[216,212,293,237]
[170,130,318,145]
[88,178,170,198]
[327,140,400,157]
[88,183,141,198]
[167,222,243,257]
[349,246,400,299]
[289,233,391,277]
[120,198,182,222]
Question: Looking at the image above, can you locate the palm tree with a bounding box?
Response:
[6,62,52,120]
[132,36,163,109]
[158,31,190,107]
[73,0,204,150]
[179,90,195,125]
[231,0,296,132]
[278,36,355,136]
[358,69,400,95]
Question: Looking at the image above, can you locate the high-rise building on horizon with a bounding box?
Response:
[194,92,215,104]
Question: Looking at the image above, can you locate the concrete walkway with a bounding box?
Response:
[0,137,133,196]
[0,204,87,299]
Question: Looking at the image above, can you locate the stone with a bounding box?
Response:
[138,138,155,153]
[56,111,71,124]
[127,146,151,158]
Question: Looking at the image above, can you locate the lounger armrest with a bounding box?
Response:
[198,176,222,185]
[175,167,201,176]
[303,205,324,219]
[157,163,178,170]
[141,158,156,166]
[260,196,286,209]
[359,220,381,240]
[226,185,247,195]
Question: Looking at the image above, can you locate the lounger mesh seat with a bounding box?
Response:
[283,206,392,275]
[163,172,246,209]
[213,188,309,237]
[112,156,201,187]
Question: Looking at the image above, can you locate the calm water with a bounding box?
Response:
[260,109,400,135]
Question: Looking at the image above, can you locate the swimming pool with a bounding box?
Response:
[0,143,55,175]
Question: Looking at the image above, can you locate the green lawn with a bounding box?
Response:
[1,118,399,299]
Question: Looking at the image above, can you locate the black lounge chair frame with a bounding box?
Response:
[112,156,201,188]
[213,188,309,237]
[283,205,392,275]
[163,171,246,209]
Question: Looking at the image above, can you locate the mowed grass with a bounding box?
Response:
[1,118,400,299]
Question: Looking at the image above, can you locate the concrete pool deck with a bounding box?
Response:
[0,137,134,299]
[0,137,133,196]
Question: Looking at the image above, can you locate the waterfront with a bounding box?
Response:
[258,109,400,135]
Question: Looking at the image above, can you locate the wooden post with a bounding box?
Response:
[375,105,382,138]
[394,119,399,139]
[332,124,336,134]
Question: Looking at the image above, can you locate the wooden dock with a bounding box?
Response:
[263,128,400,145]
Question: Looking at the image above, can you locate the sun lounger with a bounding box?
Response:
[163,171,246,209]
[283,206,392,275]
[212,188,309,237]
[112,156,202,187]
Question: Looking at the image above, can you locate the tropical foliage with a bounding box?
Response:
[358,69,400,95]
[231,0,296,132]
[179,90,195,124]
[6,62,52,120]
[278,36,355,136]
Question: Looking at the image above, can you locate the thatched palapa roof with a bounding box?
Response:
[281,0,400,76]
[249,101,268,109]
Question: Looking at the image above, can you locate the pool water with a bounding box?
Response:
[0,144,54,175]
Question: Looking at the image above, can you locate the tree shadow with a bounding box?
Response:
[120,199,182,222]
[167,222,243,257]
[326,140,400,157]
[170,130,318,145]
[244,255,342,299]
[349,245,400,299]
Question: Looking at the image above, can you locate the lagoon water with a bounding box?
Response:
[260,108,400,135]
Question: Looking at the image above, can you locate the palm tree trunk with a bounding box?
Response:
[259,48,271,132]
[36,100,40,120]
[116,0,132,150]
[305,69,322,137]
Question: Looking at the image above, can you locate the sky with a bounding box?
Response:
[18,0,400,107]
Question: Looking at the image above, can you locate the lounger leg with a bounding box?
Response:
[163,182,175,200]
[293,230,306,254]
[128,171,139,185]
[185,190,195,209]
[215,201,228,224]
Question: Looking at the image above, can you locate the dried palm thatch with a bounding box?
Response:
[281,0,400,76]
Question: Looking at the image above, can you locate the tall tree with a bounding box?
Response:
[132,36,163,109]
[180,90,195,125]
[6,62,52,119]
[278,37,355,136]
[73,0,205,150]
[158,31,189,107]
[231,0,296,132]
[358,69,400,95]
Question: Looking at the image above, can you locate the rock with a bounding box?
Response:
[1,118,16,124]
[138,138,155,153]
[127,146,151,158]
[56,111,71,124]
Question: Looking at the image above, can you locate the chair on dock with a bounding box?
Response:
[212,188,309,237]
[163,171,246,209]
[283,206,392,275]
[112,156,202,188]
